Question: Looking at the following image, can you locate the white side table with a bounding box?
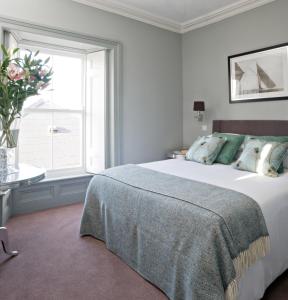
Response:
[166,153,186,159]
[0,164,45,256]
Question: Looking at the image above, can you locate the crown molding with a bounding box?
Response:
[72,0,181,33]
[181,0,276,33]
[72,0,276,34]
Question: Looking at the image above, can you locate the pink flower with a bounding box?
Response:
[7,63,25,81]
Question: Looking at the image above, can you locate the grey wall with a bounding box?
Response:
[182,0,288,146]
[3,0,287,161]
[1,0,182,164]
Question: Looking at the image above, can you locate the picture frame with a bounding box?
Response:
[228,43,288,103]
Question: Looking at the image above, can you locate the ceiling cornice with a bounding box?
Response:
[181,0,276,33]
[72,0,277,34]
[72,0,181,33]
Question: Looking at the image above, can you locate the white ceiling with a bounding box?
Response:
[73,0,276,33]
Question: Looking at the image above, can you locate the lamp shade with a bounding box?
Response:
[193,101,205,112]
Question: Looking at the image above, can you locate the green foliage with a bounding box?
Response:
[0,45,53,147]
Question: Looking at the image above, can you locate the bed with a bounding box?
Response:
[81,120,288,300]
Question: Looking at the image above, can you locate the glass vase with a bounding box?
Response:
[0,118,21,173]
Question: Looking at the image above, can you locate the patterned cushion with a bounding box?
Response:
[213,132,245,165]
[243,136,288,173]
[186,136,226,165]
[284,151,288,169]
[243,135,288,145]
[233,139,288,177]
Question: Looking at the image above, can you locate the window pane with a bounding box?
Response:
[19,111,82,170]
[21,51,83,111]
[52,112,82,169]
[52,56,82,110]
[18,112,53,169]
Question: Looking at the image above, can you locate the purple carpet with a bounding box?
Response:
[0,204,287,299]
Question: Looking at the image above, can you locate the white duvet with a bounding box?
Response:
[141,159,288,300]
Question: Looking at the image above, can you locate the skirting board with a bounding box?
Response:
[11,175,93,216]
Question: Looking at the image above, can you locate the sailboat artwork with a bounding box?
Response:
[235,61,283,95]
[229,44,288,103]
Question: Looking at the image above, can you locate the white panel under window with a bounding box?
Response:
[86,51,106,173]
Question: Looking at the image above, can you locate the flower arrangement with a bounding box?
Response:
[0,45,52,148]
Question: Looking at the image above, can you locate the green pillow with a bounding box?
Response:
[233,139,288,177]
[244,135,288,173]
[213,132,245,164]
[186,135,226,165]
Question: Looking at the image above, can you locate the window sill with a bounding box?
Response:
[42,172,94,183]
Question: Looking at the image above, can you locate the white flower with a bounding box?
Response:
[36,81,45,89]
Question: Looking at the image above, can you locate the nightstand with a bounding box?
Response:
[166,149,187,160]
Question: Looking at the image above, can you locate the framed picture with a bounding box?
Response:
[228,43,288,103]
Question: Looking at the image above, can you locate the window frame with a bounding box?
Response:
[0,17,122,178]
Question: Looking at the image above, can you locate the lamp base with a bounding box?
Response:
[194,112,203,122]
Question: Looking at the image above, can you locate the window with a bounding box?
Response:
[1,23,121,178]
[19,49,85,176]
[12,41,107,177]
